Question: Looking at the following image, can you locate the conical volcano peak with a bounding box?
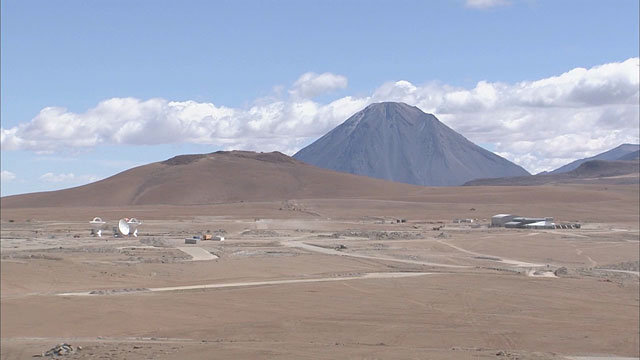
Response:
[341,102,439,131]
[294,103,529,186]
[363,101,419,112]
[358,102,431,123]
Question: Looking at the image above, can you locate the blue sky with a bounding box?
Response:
[1,0,639,196]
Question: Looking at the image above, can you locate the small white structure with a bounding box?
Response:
[127,218,142,237]
[213,235,225,241]
[89,217,106,237]
[453,218,474,224]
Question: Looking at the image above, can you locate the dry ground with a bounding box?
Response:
[1,184,638,359]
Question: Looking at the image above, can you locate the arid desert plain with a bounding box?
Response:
[1,184,639,359]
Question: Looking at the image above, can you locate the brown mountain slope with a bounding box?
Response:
[464,159,639,186]
[1,151,428,208]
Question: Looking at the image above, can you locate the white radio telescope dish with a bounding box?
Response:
[127,218,142,237]
[117,219,130,236]
[89,217,106,237]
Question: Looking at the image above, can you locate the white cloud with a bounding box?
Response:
[465,0,510,9]
[1,170,16,182]
[40,172,76,182]
[2,58,639,173]
[290,72,348,99]
[39,172,100,183]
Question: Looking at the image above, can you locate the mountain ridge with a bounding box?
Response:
[1,150,431,208]
[464,159,639,186]
[551,143,640,174]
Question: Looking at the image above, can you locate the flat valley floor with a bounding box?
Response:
[1,184,639,359]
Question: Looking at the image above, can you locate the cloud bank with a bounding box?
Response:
[39,172,100,183]
[2,58,638,173]
[1,170,16,182]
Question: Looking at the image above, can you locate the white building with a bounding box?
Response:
[491,214,518,227]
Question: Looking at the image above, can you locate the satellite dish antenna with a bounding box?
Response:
[117,219,130,236]
[89,217,106,237]
[127,218,142,237]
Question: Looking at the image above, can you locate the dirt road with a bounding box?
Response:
[282,239,471,268]
[56,272,434,296]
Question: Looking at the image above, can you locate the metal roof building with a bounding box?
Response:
[524,221,556,229]
[494,214,555,229]
[491,214,518,227]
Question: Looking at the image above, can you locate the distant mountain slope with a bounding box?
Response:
[293,102,529,186]
[464,159,639,186]
[1,151,429,208]
[618,150,640,161]
[551,144,639,174]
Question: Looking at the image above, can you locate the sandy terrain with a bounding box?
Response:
[1,184,638,359]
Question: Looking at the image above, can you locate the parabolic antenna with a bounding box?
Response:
[127,218,142,237]
[117,219,130,236]
[89,217,106,237]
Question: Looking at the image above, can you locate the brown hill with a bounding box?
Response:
[464,159,639,186]
[1,151,428,208]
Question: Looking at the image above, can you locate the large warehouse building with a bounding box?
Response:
[492,214,556,229]
[491,214,518,227]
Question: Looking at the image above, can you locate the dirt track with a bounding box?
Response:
[58,272,435,296]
